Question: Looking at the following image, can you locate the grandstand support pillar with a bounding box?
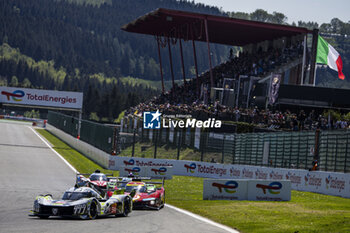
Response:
[167,37,175,89]
[192,38,200,97]
[301,34,307,85]
[204,18,214,88]
[77,110,82,140]
[179,39,186,83]
[157,38,165,93]
[309,29,319,86]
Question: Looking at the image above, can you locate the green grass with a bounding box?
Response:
[36,129,350,233]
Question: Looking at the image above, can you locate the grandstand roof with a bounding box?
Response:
[121,8,312,46]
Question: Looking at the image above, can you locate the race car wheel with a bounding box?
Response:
[88,202,98,220]
[121,198,130,217]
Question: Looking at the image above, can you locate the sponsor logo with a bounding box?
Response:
[212,181,238,193]
[256,182,282,194]
[269,171,283,180]
[242,168,253,178]
[325,175,345,192]
[123,159,135,166]
[304,173,321,187]
[143,110,161,129]
[286,172,301,185]
[1,90,25,101]
[230,168,240,177]
[108,160,115,167]
[184,163,196,173]
[151,167,167,175]
[124,167,140,176]
[52,208,58,215]
[255,169,268,179]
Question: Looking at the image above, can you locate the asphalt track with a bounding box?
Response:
[0,121,235,233]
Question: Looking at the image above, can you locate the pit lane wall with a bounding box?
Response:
[109,156,350,198]
[46,124,110,168]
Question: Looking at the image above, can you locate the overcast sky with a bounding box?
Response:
[194,0,350,25]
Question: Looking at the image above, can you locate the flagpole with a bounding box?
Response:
[301,34,307,85]
[313,64,317,86]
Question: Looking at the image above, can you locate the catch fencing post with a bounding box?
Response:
[221,134,226,163]
[177,130,181,160]
[132,129,136,157]
[154,130,158,159]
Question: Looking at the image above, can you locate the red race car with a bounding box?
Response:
[124,178,165,210]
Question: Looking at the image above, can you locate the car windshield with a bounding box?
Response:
[62,191,92,201]
[89,174,107,181]
[125,184,147,193]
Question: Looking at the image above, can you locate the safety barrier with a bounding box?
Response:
[46,124,110,168]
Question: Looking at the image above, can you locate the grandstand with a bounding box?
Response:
[121,8,349,131]
[47,8,350,173]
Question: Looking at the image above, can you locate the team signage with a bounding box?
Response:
[0,86,83,109]
[203,179,248,200]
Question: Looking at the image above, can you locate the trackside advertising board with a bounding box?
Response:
[119,165,173,180]
[247,180,291,201]
[108,156,350,198]
[203,179,248,200]
[203,179,291,201]
[0,86,83,109]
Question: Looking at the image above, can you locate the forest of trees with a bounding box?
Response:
[0,0,350,121]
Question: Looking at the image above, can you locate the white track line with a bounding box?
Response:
[165,204,239,233]
[29,127,77,173]
[30,126,238,233]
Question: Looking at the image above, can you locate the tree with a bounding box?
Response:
[10,76,18,86]
[22,78,31,87]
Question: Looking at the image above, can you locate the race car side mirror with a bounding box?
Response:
[129,189,136,198]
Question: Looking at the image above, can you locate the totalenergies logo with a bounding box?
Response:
[123,159,135,166]
[1,90,25,101]
[124,167,140,175]
[212,181,238,193]
[256,182,282,194]
[151,167,167,175]
[184,163,196,173]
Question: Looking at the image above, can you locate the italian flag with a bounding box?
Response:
[316,35,345,80]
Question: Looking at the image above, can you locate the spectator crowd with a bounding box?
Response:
[125,41,350,132]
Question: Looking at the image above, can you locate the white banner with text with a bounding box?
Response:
[109,156,350,198]
[0,86,83,109]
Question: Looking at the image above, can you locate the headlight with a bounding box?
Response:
[33,201,40,212]
[74,204,86,214]
[150,200,155,205]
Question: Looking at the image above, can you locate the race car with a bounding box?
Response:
[30,182,135,219]
[76,170,116,197]
[77,170,112,189]
[124,178,165,210]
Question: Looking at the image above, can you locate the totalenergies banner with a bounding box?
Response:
[119,165,173,180]
[109,156,350,198]
[0,86,83,109]
[203,179,291,201]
